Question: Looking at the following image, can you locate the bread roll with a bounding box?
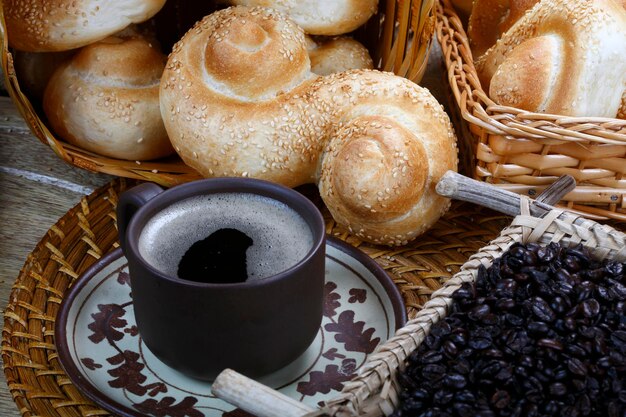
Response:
[44,36,173,160]
[469,0,626,59]
[306,36,374,76]
[160,6,458,245]
[476,0,626,117]
[14,24,157,101]
[226,0,378,35]
[5,0,166,52]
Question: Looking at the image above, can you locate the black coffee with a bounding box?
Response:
[137,192,313,281]
[177,228,253,284]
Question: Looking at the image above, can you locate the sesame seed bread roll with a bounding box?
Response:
[476,0,626,117]
[160,6,458,246]
[5,0,166,52]
[305,36,374,76]
[43,36,174,161]
[227,0,378,35]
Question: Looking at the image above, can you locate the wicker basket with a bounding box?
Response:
[435,0,626,222]
[0,0,436,187]
[309,179,626,416]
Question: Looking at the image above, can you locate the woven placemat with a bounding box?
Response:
[2,178,511,417]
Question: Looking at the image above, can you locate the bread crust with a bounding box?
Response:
[476,0,626,117]
[160,6,458,245]
[228,0,378,35]
[306,36,374,76]
[5,0,166,51]
[44,37,173,160]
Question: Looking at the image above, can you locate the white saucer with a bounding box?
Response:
[55,237,406,416]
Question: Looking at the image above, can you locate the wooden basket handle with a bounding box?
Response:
[435,171,576,217]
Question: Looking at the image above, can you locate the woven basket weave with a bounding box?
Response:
[435,0,626,222]
[319,198,626,416]
[1,178,511,417]
[0,0,435,187]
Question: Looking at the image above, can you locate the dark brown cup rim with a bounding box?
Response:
[54,237,407,417]
[125,177,326,289]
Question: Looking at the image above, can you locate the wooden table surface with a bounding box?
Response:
[0,96,114,416]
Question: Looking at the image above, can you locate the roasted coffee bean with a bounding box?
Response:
[605,262,624,277]
[564,255,582,272]
[395,243,626,417]
[528,297,557,322]
[433,389,454,405]
[527,321,550,335]
[582,299,601,318]
[469,304,491,321]
[420,351,443,364]
[567,357,588,376]
[491,390,510,409]
[453,402,474,417]
[538,338,564,351]
[444,373,467,389]
[577,281,596,302]
[549,382,567,396]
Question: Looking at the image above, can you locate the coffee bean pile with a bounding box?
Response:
[392,242,626,417]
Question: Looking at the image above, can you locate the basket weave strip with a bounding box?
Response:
[2,179,510,417]
[322,201,626,416]
[435,0,626,221]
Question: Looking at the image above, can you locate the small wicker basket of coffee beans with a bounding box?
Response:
[212,173,626,417]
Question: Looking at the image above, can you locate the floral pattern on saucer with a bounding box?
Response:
[56,238,406,417]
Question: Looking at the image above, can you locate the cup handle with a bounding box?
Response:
[117,183,164,254]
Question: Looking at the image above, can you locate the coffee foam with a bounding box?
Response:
[138,193,314,281]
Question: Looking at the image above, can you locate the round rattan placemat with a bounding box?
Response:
[2,178,511,417]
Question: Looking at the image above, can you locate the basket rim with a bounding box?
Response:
[435,0,626,145]
[322,198,626,416]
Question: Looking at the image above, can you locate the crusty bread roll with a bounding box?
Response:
[44,36,173,161]
[160,6,458,245]
[14,24,157,101]
[226,0,378,35]
[469,0,626,59]
[305,36,374,76]
[5,0,166,52]
[476,0,626,117]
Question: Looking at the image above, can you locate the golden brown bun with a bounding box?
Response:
[160,6,458,246]
[13,24,157,101]
[469,0,626,58]
[305,36,374,76]
[227,0,378,35]
[476,0,626,117]
[44,36,173,161]
[5,0,166,52]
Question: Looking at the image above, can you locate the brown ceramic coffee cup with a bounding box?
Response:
[117,178,325,381]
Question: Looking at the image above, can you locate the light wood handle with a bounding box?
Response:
[436,171,576,216]
[212,369,316,417]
